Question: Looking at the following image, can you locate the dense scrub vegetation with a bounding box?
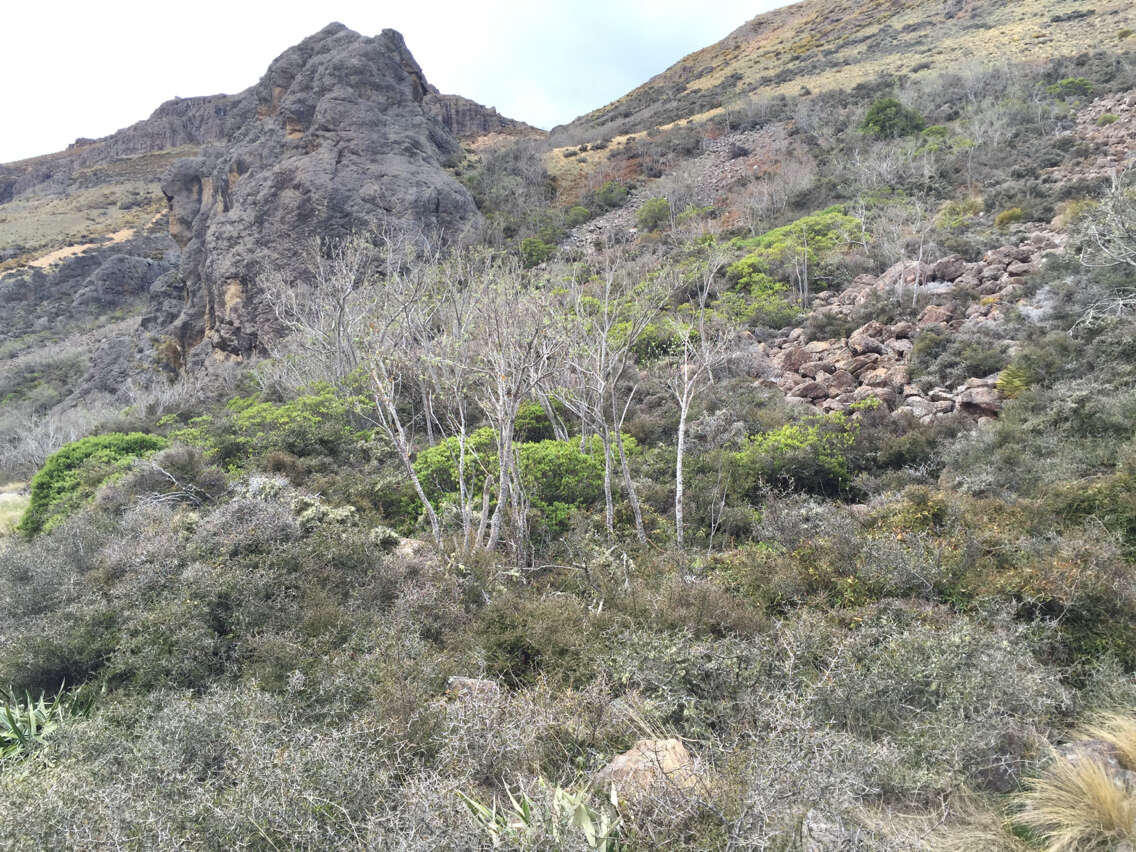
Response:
[2,47,1136,850]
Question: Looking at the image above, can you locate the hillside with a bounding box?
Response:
[2,10,1136,852]
[556,0,1136,143]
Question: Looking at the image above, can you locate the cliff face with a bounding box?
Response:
[152,24,481,365]
[424,92,543,139]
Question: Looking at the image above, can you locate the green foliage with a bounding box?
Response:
[18,432,166,536]
[715,275,801,329]
[478,595,602,687]
[859,97,926,139]
[588,181,629,211]
[729,206,862,293]
[457,781,622,851]
[636,197,671,232]
[1,685,94,761]
[226,386,366,460]
[520,236,556,268]
[566,205,592,227]
[995,207,1024,228]
[1046,77,1094,99]
[622,321,682,362]
[1096,113,1120,126]
[733,413,859,497]
[910,328,1009,387]
[414,429,607,535]
[518,439,605,532]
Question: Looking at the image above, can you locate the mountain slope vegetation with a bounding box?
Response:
[0,6,1135,850]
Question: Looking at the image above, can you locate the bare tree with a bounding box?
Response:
[263,234,375,388]
[464,262,563,561]
[666,247,732,550]
[555,254,666,542]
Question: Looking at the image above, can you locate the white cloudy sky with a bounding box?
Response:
[1,0,789,163]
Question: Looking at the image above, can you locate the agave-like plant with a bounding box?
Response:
[0,685,94,761]
[457,779,623,850]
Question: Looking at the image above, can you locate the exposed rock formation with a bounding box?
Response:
[153,24,481,365]
[424,92,542,139]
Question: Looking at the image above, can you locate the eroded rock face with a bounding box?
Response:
[155,24,480,364]
[423,92,541,139]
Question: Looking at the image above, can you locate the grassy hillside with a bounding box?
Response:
[558,0,1136,142]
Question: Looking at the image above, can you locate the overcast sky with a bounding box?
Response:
[1,0,791,164]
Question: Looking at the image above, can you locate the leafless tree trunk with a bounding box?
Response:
[667,248,731,550]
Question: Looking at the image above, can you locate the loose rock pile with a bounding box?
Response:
[757,231,1065,423]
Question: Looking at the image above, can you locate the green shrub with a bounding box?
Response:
[994,207,1024,228]
[589,181,629,211]
[732,413,859,497]
[18,433,167,536]
[1046,77,1094,100]
[859,97,926,139]
[478,595,602,687]
[728,206,862,294]
[636,197,671,232]
[520,237,555,268]
[565,205,591,227]
[415,429,606,535]
[910,328,1009,387]
[1096,113,1120,126]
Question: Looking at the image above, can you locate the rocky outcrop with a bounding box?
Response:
[152,24,481,364]
[424,92,542,139]
[67,94,250,168]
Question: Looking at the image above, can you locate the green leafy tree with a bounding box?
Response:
[860,97,926,139]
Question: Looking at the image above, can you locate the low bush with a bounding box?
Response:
[18,432,166,536]
[636,198,671,232]
[859,97,926,139]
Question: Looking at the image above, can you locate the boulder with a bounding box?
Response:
[823,370,857,393]
[799,361,836,378]
[792,380,828,400]
[594,739,697,797]
[957,386,1002,415]
[848,332,886,356]
[918,304,954,326]
[932,254,967,282]
[776,347,813,373]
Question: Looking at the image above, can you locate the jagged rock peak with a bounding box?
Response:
[151,23,480,366]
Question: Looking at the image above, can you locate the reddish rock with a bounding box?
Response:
[890,321,916,339]
[918,304,954,326]
[861,367,891,387]
[776,348,813,372]
[792,380,828,400]
[932,254,967,282]
[824,370,857,392]
[849,332,886,356]
[800,361,836,378]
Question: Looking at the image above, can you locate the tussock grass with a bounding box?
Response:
[1016,753,1135,851]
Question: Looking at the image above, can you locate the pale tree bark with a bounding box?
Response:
[667,247,731,550]
[554,253,665,543]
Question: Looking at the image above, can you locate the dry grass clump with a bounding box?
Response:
[941,711,1136,851]
[1014,713,1136,852]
